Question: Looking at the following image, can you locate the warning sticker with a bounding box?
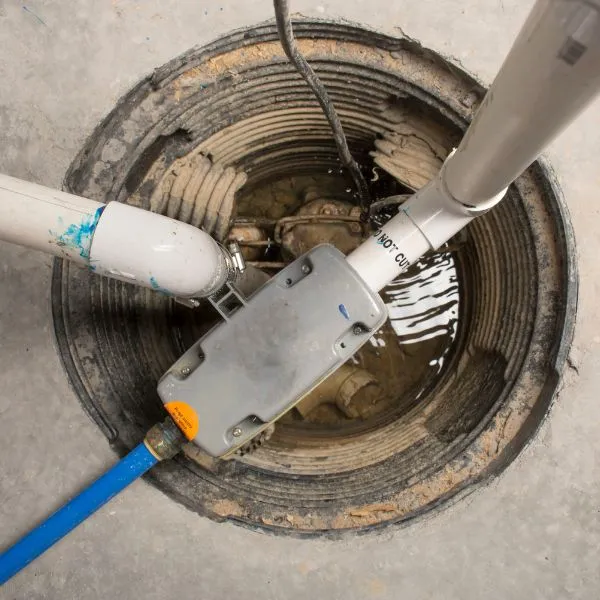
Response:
[165,401,199,440]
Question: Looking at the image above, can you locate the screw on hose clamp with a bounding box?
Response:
[225,240,246,278]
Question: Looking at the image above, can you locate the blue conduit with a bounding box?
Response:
[0,442,158,584]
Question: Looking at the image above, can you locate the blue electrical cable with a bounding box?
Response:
[0,442,158,584]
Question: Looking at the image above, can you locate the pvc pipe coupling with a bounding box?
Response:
[403,150,508,250]
[346,151,507,293]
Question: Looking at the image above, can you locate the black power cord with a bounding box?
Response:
[273,0,372,219]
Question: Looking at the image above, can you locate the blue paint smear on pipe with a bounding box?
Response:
[51,206,105,261]
[149,276,171,296]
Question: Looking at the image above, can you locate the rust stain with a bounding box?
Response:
[318,404,519,529]
[296,562,314,575]
[173,79,181,103]
[368,579,387,596]
[210,499,246,518]
[259,513,329,530]
[222,361,522,530]
[348,503,397,517]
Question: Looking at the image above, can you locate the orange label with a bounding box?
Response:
[165,401,199,440]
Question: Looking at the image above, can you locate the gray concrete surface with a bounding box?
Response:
[1,0,599,598]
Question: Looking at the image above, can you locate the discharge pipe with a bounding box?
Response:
[0,173,232,298]
[348,0,600,292]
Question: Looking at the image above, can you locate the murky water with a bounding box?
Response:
[238,174,461,424]
[337,250,460,422]
[292,250,460,426]
[383,251,459,369]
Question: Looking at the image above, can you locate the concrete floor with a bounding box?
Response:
[1,0,599,598]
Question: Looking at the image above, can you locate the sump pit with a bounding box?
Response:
[53,20,576,534]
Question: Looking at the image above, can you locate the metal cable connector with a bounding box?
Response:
[144,416,188,460]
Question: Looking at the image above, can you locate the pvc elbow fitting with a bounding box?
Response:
[90,202,230,298]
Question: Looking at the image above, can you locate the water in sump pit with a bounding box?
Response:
[383,251,458,363]
[238,174,460,423]
[347,250,459,419]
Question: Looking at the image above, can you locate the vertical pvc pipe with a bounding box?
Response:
[349,0,600,292]
[444,0,600,206]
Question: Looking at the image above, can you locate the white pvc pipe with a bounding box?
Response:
[0,173,105,264]
[89,202,230,297]
[346,208,431,293]
[347,160,505,293]
[444,0,600,206]
[350,0,600,293]
[0,173,230,298]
